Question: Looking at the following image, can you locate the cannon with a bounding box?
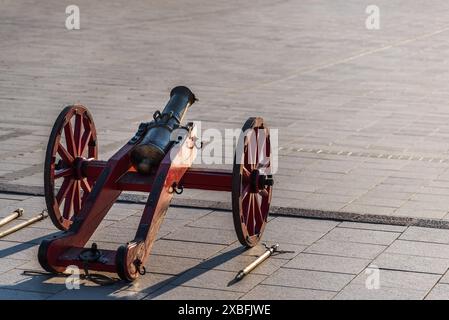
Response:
[38,86,274,281]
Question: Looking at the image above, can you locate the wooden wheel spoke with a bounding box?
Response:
[54,168,74,179]
[244,141,250,168]
[242,193,251,221]
[79,126,92,156]
[63,120,77,158]
[265,133,271,158]
[56,178,74,205]
[80,178,91,193]
[247,195,255,235]
[254,128,259,166]
[62,181,76,219]
[254,194,264,227]
[241,183,250,200]
[259,188,269,197]
[57,144,74,164]
[257,160,271,170]
[74,113,83,156]
[242,166,251,178]
[247,132,257,170]
[259,131,267,160]
[257,132,268,167]
[73,181,81,214]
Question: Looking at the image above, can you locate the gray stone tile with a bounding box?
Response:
[91,226,136,244]
[122,273,173,293]
[0,288,52,300]
[0,258,27,273]
[187,212,235,230]
[0,227,61,244]
[163,226,237,245]
[269,216,339,233]
[111,216,188,233]
[386,240,449,259]
[14,259,45,272]
[425,284,449,300]
[399,226,449,244]
[145,255,202,275]
[166,207,214,221]
[0,240,38,261]
[338,221,406,233]
[284,253,371,274]
[0,269,67,294]
[263,268,354,292]
[335,284,428,300]
[340,204,396,216]
[172,268,266,293]
[151,239,226,260]
[305,239,386,259]
[351,269,439,292]
[437,270,449,284]
[146,285,242,300]
[241,284,335,300]
[374,252,449,275]
[262,227,326,246]
[321,227,400,245]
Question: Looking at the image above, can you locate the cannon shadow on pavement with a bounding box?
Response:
[0,233,61,259]
[0,233,246,299]
[145,246,246,299]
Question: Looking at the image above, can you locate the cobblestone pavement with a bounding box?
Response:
[3,1,449,221]
[1,193,449,300]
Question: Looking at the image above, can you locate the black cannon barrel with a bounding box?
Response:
[130,86,196,174]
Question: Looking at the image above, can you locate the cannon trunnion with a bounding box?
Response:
[39,86,274,281]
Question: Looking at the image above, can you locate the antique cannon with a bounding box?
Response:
[38,86,274,281]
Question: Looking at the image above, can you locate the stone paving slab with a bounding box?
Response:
[2,193,449,300]
[3,0,449,225]
[284,253,371,275]
[373,252,449,275]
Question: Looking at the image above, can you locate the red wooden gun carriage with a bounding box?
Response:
[38,86,274,281]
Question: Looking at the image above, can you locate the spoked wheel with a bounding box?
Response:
[44,105,98,231]
[232,117,274,247]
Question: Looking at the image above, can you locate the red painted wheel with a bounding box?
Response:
[232,117,273,247]
[44,105,98,231]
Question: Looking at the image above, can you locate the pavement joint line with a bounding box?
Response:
[397,238,449,246]
[424,265,449,299]
[335,225,406,234]
[280,266,360,276]
[247,283,338,294]
[376,267,443,276]
[283,146,449,163]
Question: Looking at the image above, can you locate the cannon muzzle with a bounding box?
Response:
[130,86,196,174]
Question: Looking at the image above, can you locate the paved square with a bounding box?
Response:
[2,1,449,223]
[0,193,447,300]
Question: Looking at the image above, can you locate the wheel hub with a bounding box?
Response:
[250,170,274,193]
[73,157,87,180]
